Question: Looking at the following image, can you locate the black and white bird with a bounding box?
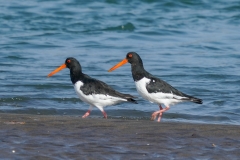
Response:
[108,52,202,122]
[48,57,137,119]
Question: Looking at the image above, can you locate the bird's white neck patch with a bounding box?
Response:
[134,77,151,100]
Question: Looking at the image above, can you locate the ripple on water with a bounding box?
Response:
[0,0,240,125]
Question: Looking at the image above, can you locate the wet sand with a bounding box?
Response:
[0,113,239,159]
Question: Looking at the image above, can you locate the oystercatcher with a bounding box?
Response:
[108,52,202,122]
[48,57,137,119]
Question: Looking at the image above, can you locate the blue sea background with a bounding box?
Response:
[0,0,239,125]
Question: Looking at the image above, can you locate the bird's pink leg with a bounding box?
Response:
[82,106,93,118]
[102,111,107,119]
[95,106,107,119]
[157,105,163,122]
[151,106,170,122]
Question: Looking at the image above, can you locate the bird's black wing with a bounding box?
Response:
[146,76,186,96]
[80,74,137,103]
[146,74,202,104]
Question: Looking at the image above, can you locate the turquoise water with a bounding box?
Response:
[0,0,240,125]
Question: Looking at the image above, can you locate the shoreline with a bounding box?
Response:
[0,113,239,159]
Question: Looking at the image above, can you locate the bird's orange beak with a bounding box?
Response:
[47,63,66,77]
[108,58,128,72]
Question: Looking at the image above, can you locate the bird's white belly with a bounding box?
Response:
[74,81,127,107]
[135,77,182,106]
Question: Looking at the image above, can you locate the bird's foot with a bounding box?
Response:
[151,111,162,122]
[151,106,168,122]
[102,111,107,119]
[82,110,91,118]
[151,111,160,121]
[157,112,163,122]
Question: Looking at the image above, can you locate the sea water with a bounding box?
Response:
[0,0,240,125]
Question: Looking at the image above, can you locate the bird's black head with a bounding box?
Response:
[65,57,82,71]
[108,52,146,81]
[47,57,82,78]
[108,52,144,72]
[65,57,83,84]
[126,52,143,66]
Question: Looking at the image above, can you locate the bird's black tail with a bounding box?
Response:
[124,94,138,104]
[180,92,202,104]
[127,98,138,104]
[190,97,202,104]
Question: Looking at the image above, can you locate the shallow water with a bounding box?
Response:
[1,114,240,159]
[0,0,240,125]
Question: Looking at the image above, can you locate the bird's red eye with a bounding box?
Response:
[128,54,132,58]
[67,60,71,63]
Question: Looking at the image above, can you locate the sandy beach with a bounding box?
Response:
[0,113,239,159]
